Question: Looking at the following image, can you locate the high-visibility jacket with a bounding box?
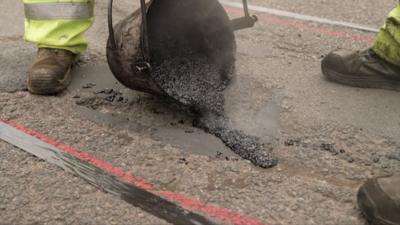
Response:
[23,0,95,54]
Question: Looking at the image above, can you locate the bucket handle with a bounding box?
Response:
[107,0,116,49]
[108,0,152,71]
[230,0,258,30]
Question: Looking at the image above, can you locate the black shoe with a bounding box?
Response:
[28,48,76,95]
[321,49,400,91]
[357,176,400,225]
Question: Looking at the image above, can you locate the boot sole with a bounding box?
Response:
[28,66,73,95]
[357,180,399,225]
[321,59,400,91]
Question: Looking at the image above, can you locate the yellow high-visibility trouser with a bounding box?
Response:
[23,0,95,54]
[373,3,400,66]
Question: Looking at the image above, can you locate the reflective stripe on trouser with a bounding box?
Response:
[23,0,95,54]
[373,3,400,66]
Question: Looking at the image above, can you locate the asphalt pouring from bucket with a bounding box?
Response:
[151,55,277,168]
[107,0,277,168]
[146,0,278,168]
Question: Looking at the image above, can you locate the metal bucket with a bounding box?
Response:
[106,0,237,95]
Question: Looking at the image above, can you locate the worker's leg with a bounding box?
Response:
[321,4,400,91]
[355,6,400,222]
[373,4,400,66]
[24,0,95,54]
[23,0,95,95]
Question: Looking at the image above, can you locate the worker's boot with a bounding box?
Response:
[321,49,400,91]
[28,48,77,95]
[357,175,400,225]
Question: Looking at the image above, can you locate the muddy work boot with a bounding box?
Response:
[28,48,77,95]
[321,49,400,91]
[357,175,400,225]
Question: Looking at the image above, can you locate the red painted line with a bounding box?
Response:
[0,118,269,225]
[225,7,375,44]
[161,191,267,225]
[1,118,154,191]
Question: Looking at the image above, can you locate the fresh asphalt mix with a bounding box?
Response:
[1,0,400,225]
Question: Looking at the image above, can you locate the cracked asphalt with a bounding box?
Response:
[1,0,400,225]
